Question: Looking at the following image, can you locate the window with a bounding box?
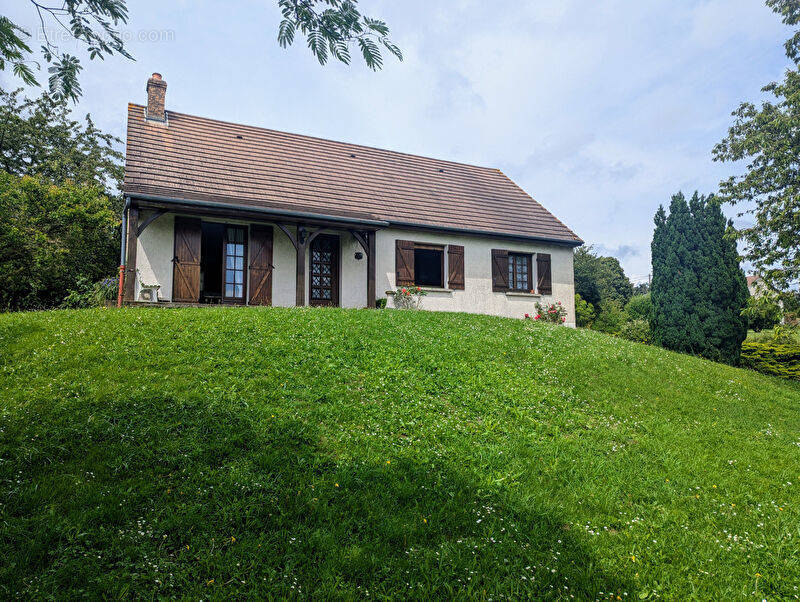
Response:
[224,226,246,299]
[508,253,533,292]
[413,245,444,287]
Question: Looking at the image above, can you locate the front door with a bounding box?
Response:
[309,234,339,306]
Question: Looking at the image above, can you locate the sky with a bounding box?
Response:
[2,0,793,282]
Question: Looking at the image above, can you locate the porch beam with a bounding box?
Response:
[276,222,298,249]
[136,209,167,237]
[367,230,376,308]
[123,206,139,301]
[350,230,369,255]
[296,242,306,306]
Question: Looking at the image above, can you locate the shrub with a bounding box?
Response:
[393,286,427,310]
[625,294,652,322]
[0,172,119,311]
[574,294,595,327]
[592,302,626,334]
[62,276,118,309]
[532,301,567,324]
[618,319,653,344]
[740,341,800,380]
[741,295,782,332]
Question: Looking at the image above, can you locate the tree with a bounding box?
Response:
[712,0,800,291]
[742,295,783,332]
[651,192,748,364]
[574,293,596,327]
[625,293,652,322]
[651,193,705,355]
[0,171,118,310]
[573,246,633,309]
[2,1,400,102]
[573,247,602,308]
[278,0,402,69]
[0,87,123,207]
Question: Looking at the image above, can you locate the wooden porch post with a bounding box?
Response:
[367,231,376,308]
[123,206,138,302]
[296,241,306,306]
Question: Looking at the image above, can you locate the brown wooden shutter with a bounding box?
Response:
[248,224,273,306]
[447,245,465,290]
[395,239,415,286]
[172,216,202,302]
[537,253,552,295]
[491,249,509,292]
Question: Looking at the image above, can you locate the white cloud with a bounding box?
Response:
[0,0,791,279]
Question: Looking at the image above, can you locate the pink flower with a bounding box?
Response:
[524,313,530,319]
[561,317,566,322]
[401,288,407,294]
[534,314,540,320]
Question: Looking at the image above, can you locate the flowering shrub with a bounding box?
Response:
[393,286,427,310]
[531,301,567,324]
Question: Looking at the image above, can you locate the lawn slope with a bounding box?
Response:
[0,307,798,599]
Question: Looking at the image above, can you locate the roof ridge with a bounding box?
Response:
[128,103,505,174]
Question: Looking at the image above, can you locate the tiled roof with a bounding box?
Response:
[123,104,582,244]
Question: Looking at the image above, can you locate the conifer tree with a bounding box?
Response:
[651,192,749,364]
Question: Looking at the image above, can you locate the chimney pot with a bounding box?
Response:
[146,73,167,122]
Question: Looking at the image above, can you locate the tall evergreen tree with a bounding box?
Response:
[651,193,704,354]
[651,192,749,364]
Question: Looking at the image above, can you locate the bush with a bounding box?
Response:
[592,302,626,334]
[741,295,782,332]
[740,341,800,380]
[618,319,653,344]
[62,276,118,309]
[392,286,427,310]
[532,301,567,324]
[574,294,595,327]
[625,294,652,321]
[0,172,119,311]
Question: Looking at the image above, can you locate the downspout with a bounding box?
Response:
[117,196,131,307]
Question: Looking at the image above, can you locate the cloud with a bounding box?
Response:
[1,0,791,281]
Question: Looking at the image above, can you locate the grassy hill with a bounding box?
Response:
[1,307,798,599]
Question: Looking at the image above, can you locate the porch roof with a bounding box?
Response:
[123,104,582,246]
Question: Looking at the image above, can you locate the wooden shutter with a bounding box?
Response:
[395,239,415,286]
[248,224,273,306]
[537,253,552,295]
[447,245,465,290]
[491,249,509,292]
[172,216,202,302]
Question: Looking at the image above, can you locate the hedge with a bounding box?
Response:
[740,341,800,380]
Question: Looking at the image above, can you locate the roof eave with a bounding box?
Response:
[126,191,583,246]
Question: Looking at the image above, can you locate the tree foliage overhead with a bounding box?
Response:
[277,0,402,70]
[712,0,800,291]
[0,87,123,207]
[651,192,749,365]
[0,0,131,102]
[2,1,400,102]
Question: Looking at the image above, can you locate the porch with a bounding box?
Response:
[121,196,383,308]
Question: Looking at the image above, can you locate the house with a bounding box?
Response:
[121,74,583,323]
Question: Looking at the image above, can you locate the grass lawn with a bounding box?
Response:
[1,307,798,599]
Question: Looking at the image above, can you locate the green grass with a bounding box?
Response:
[1,307,798,599]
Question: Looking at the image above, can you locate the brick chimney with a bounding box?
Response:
[145,73,167,122]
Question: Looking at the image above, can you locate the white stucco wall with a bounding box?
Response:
[376,228,576,325]
[133,214,576,323]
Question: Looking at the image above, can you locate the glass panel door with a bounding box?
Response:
[223,226,246,301]
[309,234,339,306]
